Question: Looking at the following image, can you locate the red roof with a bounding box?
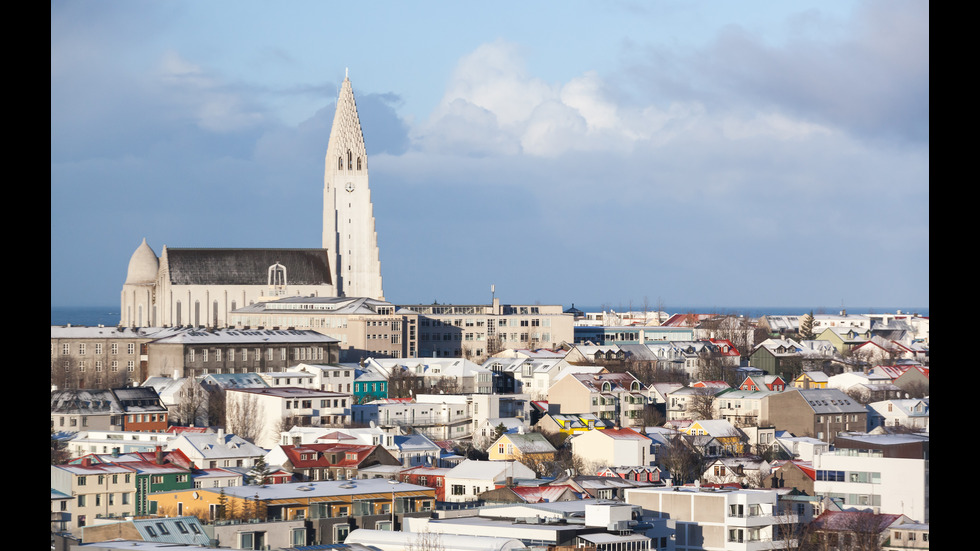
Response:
[166,426,209,434]
[282,443,378,468]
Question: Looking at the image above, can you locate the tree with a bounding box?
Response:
[174,380,209,426]
[248,456,272,486]
[226,392,261,443]
[51,426,71,465]
[408,528,446,551]
[216,488,229,521]
[799,311,816,341]
[658,434,703,485]
[689,386,717,421]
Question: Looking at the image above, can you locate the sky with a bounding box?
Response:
[51,0,929,313]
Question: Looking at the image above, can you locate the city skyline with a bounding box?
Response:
[52,1,928,310]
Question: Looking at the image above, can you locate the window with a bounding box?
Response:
[156,522,170,535]
[62,343,70,355]
[127,343,135,355]
[335,524,350,543]
[111,343,118,355]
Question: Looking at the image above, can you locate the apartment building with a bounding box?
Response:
[228,296,418,361]
[225,387,352,449]
[625,486,800,550]
[405,299,574,363]
[811,448,929,523]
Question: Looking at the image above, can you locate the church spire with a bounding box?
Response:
[322,73,384,301]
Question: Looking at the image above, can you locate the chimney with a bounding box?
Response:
[506,476,513,487]
[155,445,164,465]
[111,447,120,458]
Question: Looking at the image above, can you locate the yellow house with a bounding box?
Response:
[146,479,435,524]
[486,431,557,462]
[534,413,614,436]
[793,371,829,389]
[681,420,746,455]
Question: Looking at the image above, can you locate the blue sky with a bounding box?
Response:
[51,0,928,312]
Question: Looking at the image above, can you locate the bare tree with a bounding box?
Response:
[226,392,261,443]
[174,381,209,426]
[689,386,717,421]
[408,528,446,551]
[658,434,703,485]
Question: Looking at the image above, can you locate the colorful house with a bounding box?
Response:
[793,371,829,389]
[486,430,557,462]
[739,374,787,391]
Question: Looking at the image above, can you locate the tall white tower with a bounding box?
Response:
[323,73,385,300]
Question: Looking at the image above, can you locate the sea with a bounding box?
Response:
[50,304,929,327]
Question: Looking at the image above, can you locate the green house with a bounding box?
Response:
[353,371,388,404]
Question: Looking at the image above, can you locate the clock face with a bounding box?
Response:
[345,182,355,192]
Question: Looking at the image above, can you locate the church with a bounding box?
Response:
[119,74,384,328]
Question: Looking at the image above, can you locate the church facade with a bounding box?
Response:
[120,74,384,328]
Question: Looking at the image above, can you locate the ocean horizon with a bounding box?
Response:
[51,304,929,328]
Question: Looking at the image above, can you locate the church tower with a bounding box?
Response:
[323,72,385,300]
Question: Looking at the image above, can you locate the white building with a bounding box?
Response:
[164,428,267,470]
[120,74,386,329]
[570,428,653,472]
[866,398,929,432]
[625,486,799,550]
[812,448,928,523]
[64,430,178,459]
[224,387,352,449]
[352,395,473,441]
[442,459,536,503]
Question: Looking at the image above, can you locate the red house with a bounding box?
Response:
[739,374,786,391]
[399,466,451,501]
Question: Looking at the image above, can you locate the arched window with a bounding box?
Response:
[338,156,343,170]
[175,301,182,326]
[213,301,219,328]
[194,301,201,327]
[357,157,362,170]
[347,150,353,170]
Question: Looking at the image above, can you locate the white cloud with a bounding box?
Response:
[156,51,267,133]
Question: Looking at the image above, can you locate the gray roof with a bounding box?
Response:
[132,516,211,546]
[164,248,332,285]
[795,389,866,413]
[150,327,338,344]
[51,388,166,414]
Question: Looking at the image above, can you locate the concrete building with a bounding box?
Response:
[229,296,418,361]
[119,74,386,329]
[225,387,352,449]
[811,448,928,523]
[625,486,800,550]
[406,299,574,363]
